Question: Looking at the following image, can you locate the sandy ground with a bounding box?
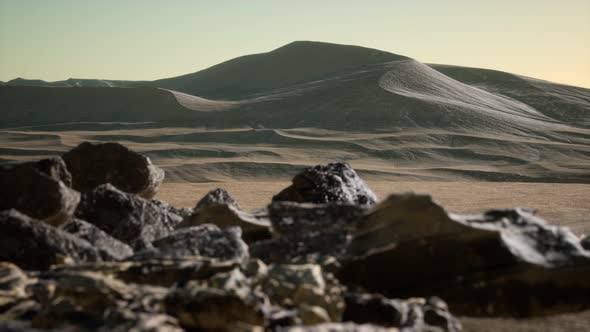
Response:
[157,180,590,235]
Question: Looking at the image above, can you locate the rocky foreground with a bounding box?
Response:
[1,143,590,331]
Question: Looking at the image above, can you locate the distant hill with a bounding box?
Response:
[1,41,589,183]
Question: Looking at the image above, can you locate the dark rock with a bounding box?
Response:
[132,225,249,262]
[75,184,177,249]
[178,202,271,243]
[0,166,79,227]
[250,202,364,265]
[60,219,134,260]
[343,293,461,331]
[581,235,590,251]
[62,142,164,198]
[150,199,193,226]
[0,210,103,269]
[19,157,73,187]
[272,162,377,206]
[195,188,240,210]
[339,193,590,317]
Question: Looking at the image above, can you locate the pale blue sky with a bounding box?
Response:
[1,0,589,87]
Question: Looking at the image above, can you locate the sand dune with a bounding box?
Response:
[1,41,589,184]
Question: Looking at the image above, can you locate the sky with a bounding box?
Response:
[1,0,589,88]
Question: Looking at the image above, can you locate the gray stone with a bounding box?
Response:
[62,142,164,199]
[0,210,103,269]
[60,219,134,260]
[0,166,79,227]
[273,162,377,206]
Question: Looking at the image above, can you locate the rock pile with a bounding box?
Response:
[1,142,589,331]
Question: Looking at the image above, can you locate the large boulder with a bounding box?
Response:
[0,165,79,227]
[0,210,103,269]
[60,219,134,260]
[62,142,164,198]
[272,162,377,206]
[178,189,270,243]
[338,193,590,317]
[132,225,249,262]
[250,202,364,265]
[75,184,177,249]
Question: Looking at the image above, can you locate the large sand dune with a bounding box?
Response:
[1,41,589,185]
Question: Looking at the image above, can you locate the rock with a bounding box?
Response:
[0,210,103,269]
[262,264,345,323]
[165,281,265,330]
[132,225,249,262]
[277,323,399,332]
[62,142,164,198]
[75,184,177,249]
[338,193,590,317]
[178,189,271,243]
[250,202,364,265]
[150,199,193,226]
[272,162,377,206]
[53,257,241,288]
[342,293,461,332]
[0,166,79,227]
[61,219,134,260]
[100,309,182,332]
[581,235,590,251]
[195,188,241,210]
[30,271,170,330]
[19,157,73,187]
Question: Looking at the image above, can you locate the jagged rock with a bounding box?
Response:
[178,189,271,243]
[0,166,79,227]
[277,323,399,332]
[53,257,241,287]
[262,264,345,323]
[61,219,134,260]
[339,193,590,317]
[165,280,266,330]
[0,210,103,269]
[273,162,377,206]
[30,271,170,330]
[62,142,164,198]
[99,309,182,332]
[75,184,177,249]
[343,293,461,332]
[132,225,249,262]
[250,202,364,265]
[150,199,193,226]
[19,157,73,187]
[195,188,241,210]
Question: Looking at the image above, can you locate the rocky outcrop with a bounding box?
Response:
[339,194,590,317]
[75,184,177,249]
[0,210,103,270]
[62,142,164,198]
[60,219,134,260]
[0,165,79,227]
[4,146,590,330]
[273,162,377,206]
